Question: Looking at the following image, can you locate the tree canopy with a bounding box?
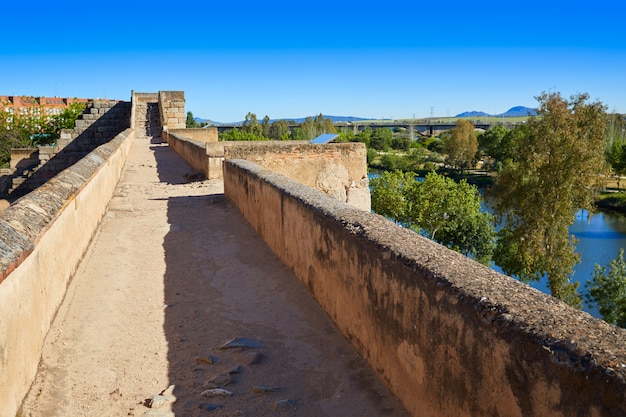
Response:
[586,248,626,327]
[186,111,198,128]
[371,170,495,264]
[444,119,478,172]
[490,92,608,307]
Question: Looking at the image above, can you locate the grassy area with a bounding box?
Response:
[595,192,626,214]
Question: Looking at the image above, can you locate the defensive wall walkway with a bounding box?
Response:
[0,91,625,417]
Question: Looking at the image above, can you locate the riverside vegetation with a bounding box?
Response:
[369,93,626,327]
[182,97,626,327]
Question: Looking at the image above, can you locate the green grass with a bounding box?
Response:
[595,192,626,214]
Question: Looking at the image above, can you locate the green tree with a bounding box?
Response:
[380,153,399,171]
[406,172,495,263]
[355,126,372,147]
[366,148,377,165]
[261,115,271,137]
[299,114,335,140]
[186,111,198,128]
[605,113,626,190]
[269,119,290,140]
[370,128,393,151]
[491,92,608,307]
[478,124,507,162]
[44,102,86,141]
[444,119,478,172]
[371,170,495,264]
[218,127,267,141]
[370,170,411,224]
[606,138,626,190]
[242,112,262,136]
[586,249,626,327]
[391,135,411,151]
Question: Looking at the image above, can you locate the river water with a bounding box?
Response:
[523,210,626,317]
[368,172,626,318]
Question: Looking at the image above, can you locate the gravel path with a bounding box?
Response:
[19,137,410,417]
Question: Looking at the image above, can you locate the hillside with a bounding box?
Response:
[456,106,536,118]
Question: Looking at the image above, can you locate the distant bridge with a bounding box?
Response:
[213,122,505,138]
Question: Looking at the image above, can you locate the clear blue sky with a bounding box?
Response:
[2,1,625,122]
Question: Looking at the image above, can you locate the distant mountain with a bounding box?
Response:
[455,110,490,118]
[202,115,370,125]
[455,106,537,118]
[193,117,217,124]
[497,106,537,117]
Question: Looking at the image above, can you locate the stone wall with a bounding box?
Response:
[225,143,370,211]
[0,129,134,417]
[169,127,218,143]
[162,131,209,178]
[158,91,185,130]
[223,158,626,417]
[131,92,158,131]
[4,100,130,199]
[163,131,371,211]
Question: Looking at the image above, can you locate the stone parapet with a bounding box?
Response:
[158,91,185,130]
[168,127,218,143]
[163,132,370,210]
[0,129,134,417]
[223,158,626,417]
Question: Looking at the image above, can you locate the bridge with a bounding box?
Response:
[1,91,625,417]
[215,121,496,138]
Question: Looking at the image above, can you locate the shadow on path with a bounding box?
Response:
[152,144,410,417]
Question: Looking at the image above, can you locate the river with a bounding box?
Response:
[368,172,626,318]
[523,209,626,317]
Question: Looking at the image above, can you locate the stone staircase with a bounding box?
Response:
[5,101,131,198]
[135,102,162,140]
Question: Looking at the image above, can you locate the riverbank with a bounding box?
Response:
[370,165,626,216]
[595,192,626,214]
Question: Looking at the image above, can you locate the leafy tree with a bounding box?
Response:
[242,112,262,136]
[186,111,198,128]
[44,102,86,141]
[380,153,399,171]
[586,249,626,327]
[478,124,507,162]
[261,115,271,137]
[218,127,267,141]
[355,126,372,147]
[607,112,626,144]
[491,92,608,307]
[366,148,377,165]
[370,128,393,151]
[444,119,478,172]
[269,119,290,140]
[397,147,426,172]
[605,113,626,190]
[606,138,626,190]
[370,170,412,224]
[299,114,335,140]
[371,170,495,264]
[427,137,445,154]
[405,172,495,263]
[0,101,86,165]
[392,135,411,151]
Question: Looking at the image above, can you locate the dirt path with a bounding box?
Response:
[19,137,410,417]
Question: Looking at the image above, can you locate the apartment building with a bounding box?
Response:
[1,96,90,118]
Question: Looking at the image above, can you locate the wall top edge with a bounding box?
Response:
[224,158,626,383]
[0,129,132,285]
